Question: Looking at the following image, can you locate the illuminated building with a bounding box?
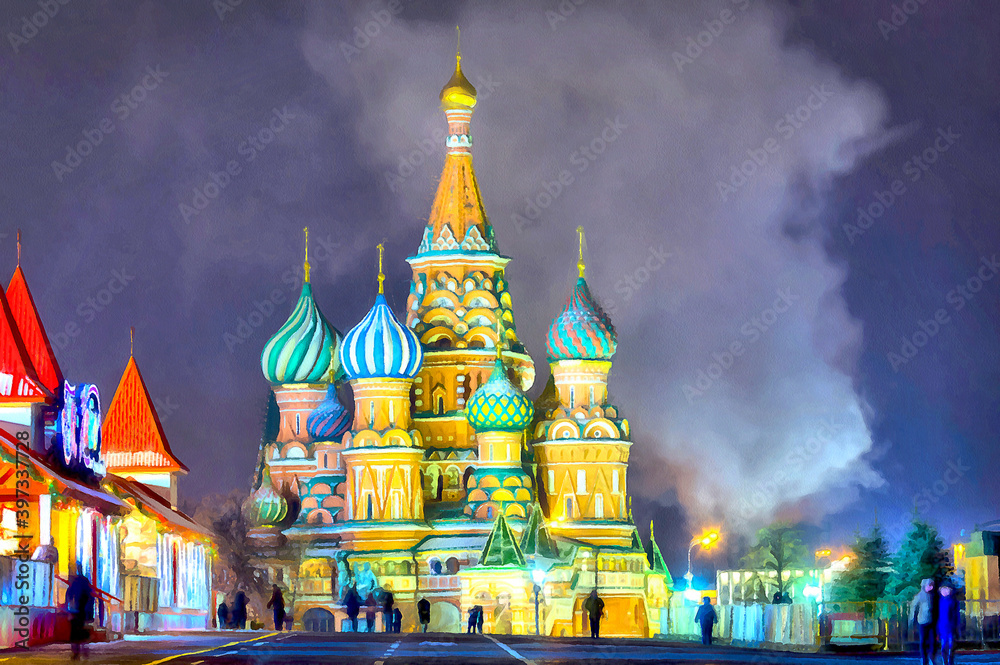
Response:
[0,238,213,645]
[250,44,673,637]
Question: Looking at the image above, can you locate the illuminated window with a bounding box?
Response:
[577,470,586,494]
[436,396,445,414]
[548,469,555,492]
[295,414,300,435]
[612,470,619,493]
[388,400,395,426]
[366,494,374,520]
[565,496,574,519]
[369,401,375,427]
[489,444,494,460]
[589,386,594,405]
[595,493,604,519]
[391,494,401,520]
[569,387,575,406]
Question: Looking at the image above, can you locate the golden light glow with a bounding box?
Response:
[815,548,832,557]
[697,530,720,548]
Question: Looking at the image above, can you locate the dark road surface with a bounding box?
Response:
[5,631,1000,664]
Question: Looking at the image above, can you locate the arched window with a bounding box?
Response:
[369,401,375,428]
[565,496,573,519]
[436,395,445,414]
[595,493,604,519]
[366,494,374,520]
[569,387,575,407]
[296,413,301,435]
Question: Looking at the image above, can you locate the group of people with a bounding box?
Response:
[216,589,250,630]
[343,585,402,632]
[910,578,960,665]
[466,605,485,633]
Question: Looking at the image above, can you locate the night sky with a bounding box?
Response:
[2,1,997,580]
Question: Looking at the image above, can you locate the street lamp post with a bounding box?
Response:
[531,568,546,636]
[685,532,720,587]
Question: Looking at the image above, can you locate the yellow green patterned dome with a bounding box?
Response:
[466,358,533,432]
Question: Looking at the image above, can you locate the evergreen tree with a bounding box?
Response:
[740,522,808,598]
[831,524,891,602]
[888,516,953,605]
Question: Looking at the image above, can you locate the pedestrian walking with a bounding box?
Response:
[344,586,361,632]
[382,588,395,633]
[266,584,286,632]
[476,605,484,634]
[583,589,605,639]
[66,574,94,660]
[217,600,230,630]
[365,594,377,633]
[231,590,249,630]
[417,597,431,632]
[694,596,718,645]
[467,605,478,633]
[937,582,960,665]
[392,607,403,633]
[910,578,937,665]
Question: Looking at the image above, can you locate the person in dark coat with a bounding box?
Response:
[365,594,377,633]
[695,596,718,645]
[392,607,403,633]
[583,590,605,638]
[217,601,230,629]
[66,574,94,660]
[417,598,431,632]
[382,589,395,633]
[266,585,286,632]
[476,605,484,634]
[231,590,249,630]
[937,582,960,665]
[467,605,477,633]
[910,579,936,665]
[344,586,362,632]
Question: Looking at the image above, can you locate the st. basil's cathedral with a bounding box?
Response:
[245,46,673,637]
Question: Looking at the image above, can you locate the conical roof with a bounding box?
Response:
[479,510,525,567]
[0,284,48,403]
[519,504,560,560]
[102,355,188,473]
[647,522,673,584]
[6,265,62,395]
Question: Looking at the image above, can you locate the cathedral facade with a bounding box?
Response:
[247,48,672,638]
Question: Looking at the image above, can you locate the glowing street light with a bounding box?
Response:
[685,531,720,585]
[531,568,546,636]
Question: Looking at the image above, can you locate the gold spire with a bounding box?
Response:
[130,327,134,357]
[327,342,337,382]
[377,243,385,294]
[494,316,505,361]
[650,520,655,540]
[576,226,586,278]
[16,229,20,266]
[303,227,311,283]
[439,27,477,110]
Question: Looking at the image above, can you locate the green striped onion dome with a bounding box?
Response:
[465,358,533,432]
[246,468,288,527]
[261,282,341,384]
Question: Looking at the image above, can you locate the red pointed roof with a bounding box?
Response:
[101,356,188,474]
[0,284,48,404]
[6,266,63,395]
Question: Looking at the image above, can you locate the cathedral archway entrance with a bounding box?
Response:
[302,607,335,632]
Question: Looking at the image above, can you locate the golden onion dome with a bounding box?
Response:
[440,51,477,110]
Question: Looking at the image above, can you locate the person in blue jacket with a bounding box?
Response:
[694,596,718,645]
[937,581,960,665]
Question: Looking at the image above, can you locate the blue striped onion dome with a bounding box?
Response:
[261,283,341,384]
[307,385,351,441]
[546,278,617,362]
[247,469,288,527]
[466,358,534,432]
[339,293,423,380]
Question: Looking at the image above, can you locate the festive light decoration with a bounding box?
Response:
[59,381,105,476]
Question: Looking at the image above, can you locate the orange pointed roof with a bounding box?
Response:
[6,266,63,395]
[102,355,188,474]
[0,284,48,404]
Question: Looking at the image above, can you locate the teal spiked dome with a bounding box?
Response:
[465,358,533,432]
[546,278,616,362]
[261,283,341,384]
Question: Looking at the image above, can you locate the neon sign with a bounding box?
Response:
[59,381,105,477]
